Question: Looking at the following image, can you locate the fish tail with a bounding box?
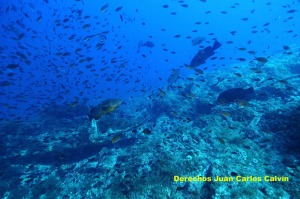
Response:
[213,40,222,50]
[248,87,255,93]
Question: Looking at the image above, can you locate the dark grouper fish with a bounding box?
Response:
[88,99,123,120]
[189,40,222,68]
[217,87,255,104]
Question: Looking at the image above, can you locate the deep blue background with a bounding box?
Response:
[1,0,299,120]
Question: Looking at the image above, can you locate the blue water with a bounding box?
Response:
[1,0,300,198]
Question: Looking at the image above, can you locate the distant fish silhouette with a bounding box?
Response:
[167,68,180,87]
[217,87,255,104]
[189,40,222,68]
[137,40,155,52]
[191,36,206,46]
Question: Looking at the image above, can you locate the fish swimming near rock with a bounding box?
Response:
[88,99,123,120]
[112,133,122,143]
[189,40,222,68]
[217,87,255,104]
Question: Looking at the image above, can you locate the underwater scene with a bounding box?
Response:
[1,0,300,198]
